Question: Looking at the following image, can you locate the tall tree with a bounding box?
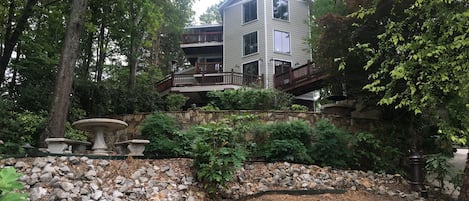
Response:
[199,2,222,25]
[0,0,38,82]
[44,0,88,140]
[350,0,468,199]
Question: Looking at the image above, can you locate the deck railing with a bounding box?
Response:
[273,61,325,90]
[195,62,223,74]
[155,69,264,93]
[181,32,223,44]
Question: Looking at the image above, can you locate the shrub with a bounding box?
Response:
[199,104,220,111]
[65,122,88,141]
[254,120,315,163]
[0,99,47,155]
[207,88,292,110]
[140,112,191,157]
[262,139,312,163]
[426,153,451,190]
[190,121,246,198]
[290,104,308,111]
[310,119,354,168]
[0,167,28,201]
[165,94,189,111]
[352,132,400,172]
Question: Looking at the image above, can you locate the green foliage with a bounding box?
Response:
[64,122,88,141]
[199,1,222,24]
[425,153,451,190]
[0,99,47,155]
[140,112,191,157]
[310,119,353,168]
[207,88,292,110]
[262,139,312,163]
[289,104,309,111]
[199,104,220,111]
[353,132,401,173]
[190,121,247,198]
[165,94,189,111]
[0,167,28,201]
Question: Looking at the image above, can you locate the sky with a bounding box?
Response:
[193,0,221,24]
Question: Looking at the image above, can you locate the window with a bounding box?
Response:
[243,61,259,84]
[243,0,257,23]
[273,0,288,20]
[274,60,291,74]
[243,32,258,56]
[274,30,290,54]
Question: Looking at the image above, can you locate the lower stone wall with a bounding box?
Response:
[2,156,418,201]
[113,110,383,142]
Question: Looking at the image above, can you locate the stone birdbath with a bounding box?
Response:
[72,118,128,155]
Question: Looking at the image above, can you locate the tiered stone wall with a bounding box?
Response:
[112,110,383,142]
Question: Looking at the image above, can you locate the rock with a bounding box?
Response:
[15,161,26,168]
[60,182,75,192]
[39,172,53,182]
[92,190,103,200]
[85,170,97,179]
[30,187,48,201]
[178,184,188,191]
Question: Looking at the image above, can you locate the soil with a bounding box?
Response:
[245,189,455,201]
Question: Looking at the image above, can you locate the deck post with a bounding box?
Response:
[307,60,311,76]
[170,72,175,86]
[289,67,294,86]
[260,74,265,88]
[231,69,234,84]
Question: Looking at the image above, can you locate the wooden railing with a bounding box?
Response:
[195,62,223,74]
[181,32,223,44]
[155,69,264,93]
[273,61,325,90]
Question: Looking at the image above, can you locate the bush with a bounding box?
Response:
[165,94,189,111]
[262,139,312,163]
[310,120,354,168]
[254,120,314,164]
[207,88,292,110]
[0,167,28,201]
[0,99,47,155]
[140,112,191,157]
[290,104,308,111]
[190,121,246,198]
[352,132,400,172]
[199,104,220,111]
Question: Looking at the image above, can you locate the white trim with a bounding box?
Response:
[263,0,269,88]
[241,60,260,76]
[242,31,259,56]
[242,0,258,24]
[273,29,291,55]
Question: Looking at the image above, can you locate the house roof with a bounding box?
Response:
[184,24,223,29]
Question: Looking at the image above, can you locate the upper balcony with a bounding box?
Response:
[181,32,223,48]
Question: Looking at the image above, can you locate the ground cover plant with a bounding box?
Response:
[140,112,193,157]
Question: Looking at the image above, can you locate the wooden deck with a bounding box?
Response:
[273,61,328,96]
[156,61,327,96]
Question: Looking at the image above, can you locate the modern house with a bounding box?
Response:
[156,0,326,106]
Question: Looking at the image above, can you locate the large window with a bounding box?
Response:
[274,30,290,54]
[243,32,258,56]
[243,61,259,84]
[274,60,291,74]
[273,0,289,20]
[243,0,257,23]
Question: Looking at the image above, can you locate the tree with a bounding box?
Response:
[44,0,88,140]
[199,2,222,25]
[351,0,468,199]
[0,0,38,83]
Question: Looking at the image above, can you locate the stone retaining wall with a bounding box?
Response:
[113,110,383,142]
[2,156,420,201]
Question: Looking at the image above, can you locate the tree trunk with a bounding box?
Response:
[43,0,88,143]
[150,32,160,67]
[459,155,469,201]
[128,1,138,92]
[0,0,38,82]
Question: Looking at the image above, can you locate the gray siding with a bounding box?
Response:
[223,0,311,88]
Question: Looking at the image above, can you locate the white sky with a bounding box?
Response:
[193,0,221,24]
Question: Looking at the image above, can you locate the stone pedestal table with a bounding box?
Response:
[72,118,128,155]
